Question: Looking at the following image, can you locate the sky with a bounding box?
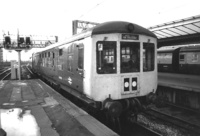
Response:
[0,0,200,61]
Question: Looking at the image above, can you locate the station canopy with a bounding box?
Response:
[148,14,200,47]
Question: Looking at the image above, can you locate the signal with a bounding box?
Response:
[18,37,25,44]
[4,36,11,44]
[4,36,11,48]
[25,37,31,45]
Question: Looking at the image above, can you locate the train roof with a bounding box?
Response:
[180,44,200,52]
[157,46,182,53]
[33,21,157,55]
[91,21,157,38]
[157,44,200,53]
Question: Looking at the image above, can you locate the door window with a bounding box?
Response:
[78,44,84,69]
[120,42,140,73]
[96,41,117,74]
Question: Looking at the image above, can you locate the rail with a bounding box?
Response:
[134,122,162,136]
[0,68,11,81]
[144,107,200,135]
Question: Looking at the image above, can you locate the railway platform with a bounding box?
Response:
[158,72,200,92]
[157,72,200,110]
[0,79,118,136]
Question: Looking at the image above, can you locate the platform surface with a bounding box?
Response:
[0,79,118,136]
[158,72,200,92]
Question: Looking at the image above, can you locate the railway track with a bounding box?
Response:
[0,64,32,81]
[0,66,10,72]
[21,65,34,79]
[0,68,11,81]
[143,105,200,135]
[119,120,162,136]
[134,122,162,136]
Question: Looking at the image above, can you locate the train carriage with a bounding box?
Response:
[157,46,181,72]
[157,44,200,75]
[179,45,200,74]
[32,21,157,117]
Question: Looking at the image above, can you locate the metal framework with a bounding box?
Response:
[148,15,200,47]
[72,20,99,35]
[0,35,58,49]
[148,15,200,39]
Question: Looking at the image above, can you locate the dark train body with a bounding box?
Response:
[32,21,157,117]
[157,44,200,75]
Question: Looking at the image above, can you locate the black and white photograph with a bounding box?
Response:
[0,0,200,135]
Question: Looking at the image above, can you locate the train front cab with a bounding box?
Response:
[88,33,157,104]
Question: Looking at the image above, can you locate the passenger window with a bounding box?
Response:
[67,55,73,72]
[44,52,47,67]
[52,52,55,66]
[78,44,84,70]
[96,41,116,74]
[59,49,63,56]
[143,43,155,71]
[120,42,140,73]
[192,54,198,62]
[67,44,74,72]
[179,54,185,61]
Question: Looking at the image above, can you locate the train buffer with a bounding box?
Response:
[0,79,118,136]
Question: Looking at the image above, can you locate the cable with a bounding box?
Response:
[78,0,108,19]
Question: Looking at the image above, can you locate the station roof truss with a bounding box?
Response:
[148,15,200,47]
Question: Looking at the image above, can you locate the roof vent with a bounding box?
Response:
[127,23,134,32]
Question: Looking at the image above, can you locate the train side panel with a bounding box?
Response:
[38,49,57,83]
[179,51,200,74]
[57,43,79,91]
[157,45,200,75]
[82,37,93,98]
[55,37,92,95]
[32,37,94,100]
[32,53,42,75]
[140,35,157,97]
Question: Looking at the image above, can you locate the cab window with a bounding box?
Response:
[120,42,140,73]
[96,41,116,74]
[143,43,155,71]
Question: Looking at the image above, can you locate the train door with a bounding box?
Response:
[120,42,140,94]
[74,43,84,92]
[53,48,59,79]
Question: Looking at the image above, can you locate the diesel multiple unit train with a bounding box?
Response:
[32,21,157,117]
[157,44,200,75]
